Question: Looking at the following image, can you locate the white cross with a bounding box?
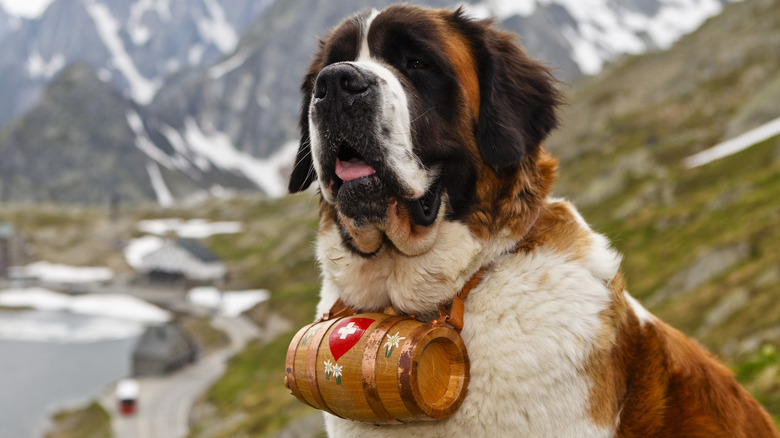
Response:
[338,322,359,339]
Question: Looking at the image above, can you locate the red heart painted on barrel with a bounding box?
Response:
[328,317,374,361]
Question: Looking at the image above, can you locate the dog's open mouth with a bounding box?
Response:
[332,144,443,228]
[335,145,376,183]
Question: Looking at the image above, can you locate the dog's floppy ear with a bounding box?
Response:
[288,50,324,194]
[470,20,561,171]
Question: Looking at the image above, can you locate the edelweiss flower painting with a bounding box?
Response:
[384,332,406,357]
[323,359,343,384]
[323,360,335,380]
[332,363,343,384]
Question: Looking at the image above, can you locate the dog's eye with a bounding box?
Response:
[407,59,427,70]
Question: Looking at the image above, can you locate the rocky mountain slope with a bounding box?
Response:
[0,63,156,204]
[0,63,261,205]
[0,0,732,205]
[184,0,780,435]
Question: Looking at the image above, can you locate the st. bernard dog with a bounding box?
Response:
[288,4,779,437]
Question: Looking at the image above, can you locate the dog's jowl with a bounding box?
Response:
[288,4,779,437]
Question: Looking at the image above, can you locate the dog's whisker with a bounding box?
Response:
[410,107,436,124]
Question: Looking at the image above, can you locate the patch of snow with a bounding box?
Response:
[154,0,171,21]
[0,287,70,311]
[198,0,239,53]
[458,4,492,20]
[69,293,170,323]
[9,261,113,284]
[187,286,269,317]
[0,288,170,323]
[123,235,165,269]
[129,24,151,46]
[685,116,780,168]
[0,0,55,19]
[97,68,112,82]
[0,288,170,342]
[128,0,160,45]
[126,111,174,169]
[136,218,243,239]
[126,0,172,44]
[26,51,65,80]
[642,0,724,49]
[256,93,271,109]
[84,0,160,103]
[183,118,289,197]
[145,161,174,207]
[472,0,537,19]
[159,124,211,172]
[163,58,181,74]
[267,139,301,185]
[560,25,603,75]
[188,43,206,65]
[0,312,145,343]
[208,49,252,80]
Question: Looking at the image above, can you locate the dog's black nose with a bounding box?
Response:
[313,64,370,105]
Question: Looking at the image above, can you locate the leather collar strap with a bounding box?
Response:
[433,266,487,332]
[432,208,540,332]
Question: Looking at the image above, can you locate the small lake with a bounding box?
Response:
[0,310,142,438]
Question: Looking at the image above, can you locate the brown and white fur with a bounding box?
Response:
[288,5,779,437]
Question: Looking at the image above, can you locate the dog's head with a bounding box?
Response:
[290,5,560,258]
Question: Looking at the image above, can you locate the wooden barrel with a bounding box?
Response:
[285,313,469,424]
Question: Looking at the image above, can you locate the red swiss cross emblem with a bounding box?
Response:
[328,317,374,361]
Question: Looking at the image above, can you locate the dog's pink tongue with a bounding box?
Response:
[335,158,376,181]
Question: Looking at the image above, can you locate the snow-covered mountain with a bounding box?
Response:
[0,0,735,205]
[470,0,729,75]
[0,0,273,126]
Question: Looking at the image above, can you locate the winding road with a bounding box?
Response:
[101,315,260,438]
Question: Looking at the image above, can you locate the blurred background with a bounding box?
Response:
[0,0,778,436]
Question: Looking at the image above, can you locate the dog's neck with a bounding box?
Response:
[316,207,532,317]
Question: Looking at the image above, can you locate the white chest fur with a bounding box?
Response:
[319,202,623,437]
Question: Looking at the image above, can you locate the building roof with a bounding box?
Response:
[137,238,225,281]
[177,239,221,262]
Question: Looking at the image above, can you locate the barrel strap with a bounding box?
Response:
[434,267,488,332]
